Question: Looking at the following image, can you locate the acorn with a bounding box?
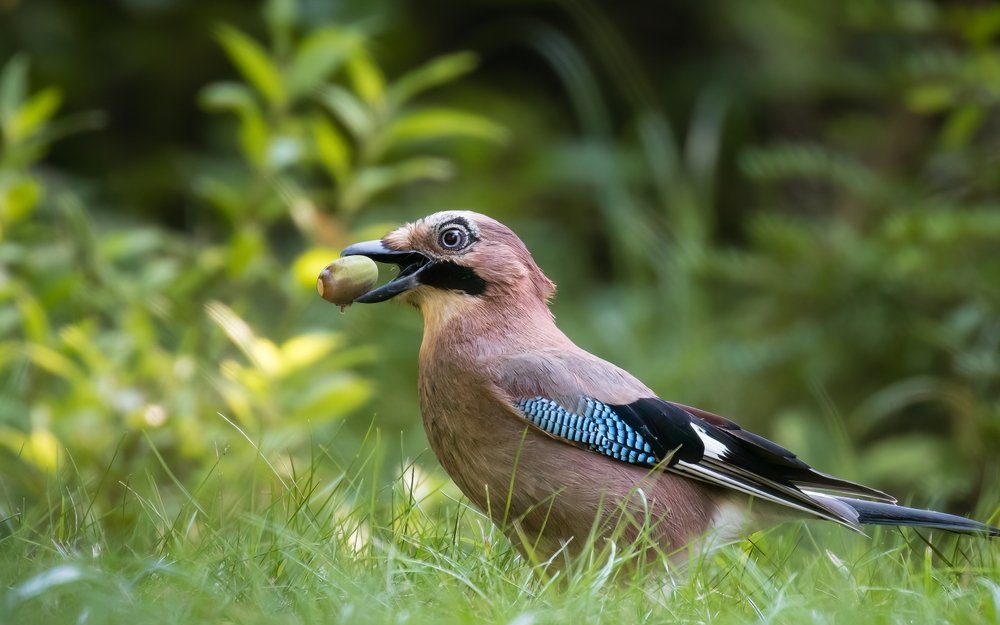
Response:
[317,256,379,308]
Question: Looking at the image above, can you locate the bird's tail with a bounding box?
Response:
[836,497,999,537]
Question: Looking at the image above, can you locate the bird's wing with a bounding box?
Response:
[492,352,891,529]
[670,402,894,501]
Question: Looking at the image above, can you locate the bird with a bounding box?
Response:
[341,210,998,560]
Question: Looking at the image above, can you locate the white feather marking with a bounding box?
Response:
[690,501,755,560]
[690,423,730,459]
[710,501,751,540]
[670,461,858,529]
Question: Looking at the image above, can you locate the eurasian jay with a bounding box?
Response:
[341,211,997,558]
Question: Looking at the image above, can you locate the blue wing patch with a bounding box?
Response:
[515,397,658,466]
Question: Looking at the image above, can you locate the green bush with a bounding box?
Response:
[0,0,996,551]
[0,1,505,525]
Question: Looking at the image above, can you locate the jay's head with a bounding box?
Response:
[341,211,555,311]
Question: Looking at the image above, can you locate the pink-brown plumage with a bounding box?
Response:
[379,212,734,558]
[416,295,730,559]
[338,210,998,561]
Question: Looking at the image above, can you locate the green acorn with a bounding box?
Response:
[317,256,379,308]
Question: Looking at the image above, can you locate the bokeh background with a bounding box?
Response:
[2,0,998,527]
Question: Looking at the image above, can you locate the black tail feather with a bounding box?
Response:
[838,497,999,537]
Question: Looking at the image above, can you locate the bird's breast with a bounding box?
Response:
[416,354,725,559]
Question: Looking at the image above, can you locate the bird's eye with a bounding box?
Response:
[438,226,469,250]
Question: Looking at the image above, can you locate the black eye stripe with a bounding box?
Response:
[419,261,487,296]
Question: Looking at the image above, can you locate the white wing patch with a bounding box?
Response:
[670,460,860,529]
[690,423,730,460]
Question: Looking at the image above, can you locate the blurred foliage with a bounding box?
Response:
[0,0,502,523]
[0,0,997,536]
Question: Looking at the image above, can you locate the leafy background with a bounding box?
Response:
[0,0,999,621]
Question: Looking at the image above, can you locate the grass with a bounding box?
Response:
[1,432,998,625]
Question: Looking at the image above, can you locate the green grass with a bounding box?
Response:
[2,437,998,625]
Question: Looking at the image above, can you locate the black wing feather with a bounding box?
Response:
[513,395,898,528]
[672,402,894,502]
[608,398,704,464]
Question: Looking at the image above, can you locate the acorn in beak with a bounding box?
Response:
[339,240,432,303]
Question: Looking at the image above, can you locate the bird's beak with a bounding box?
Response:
[340,240,432,303]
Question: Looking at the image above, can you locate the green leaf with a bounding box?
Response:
[288,27,363,100]
[0,175,41,227]
[316,85,372,138]
[285,373,372,422]
[341,157,453,212]
[215,24,285,106]
[346,50,385,106]
[278,332,344,376]
[940,104,985,150]
[0,427,62,473]
[200,82,269,168]
[0,54,28,131]
[193,176,244,223]
[225,227,268,277]
[387,52,478,108]
[23,344,83,383]
[264,0,298,56]
[311,115,352,183]
[905,83,954,113]
[13,110,105,158]
[14,286,51,343]
[381,107,507,153]
[8,87,62,144]
[242,119,272,168]
[200,81,257,111]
